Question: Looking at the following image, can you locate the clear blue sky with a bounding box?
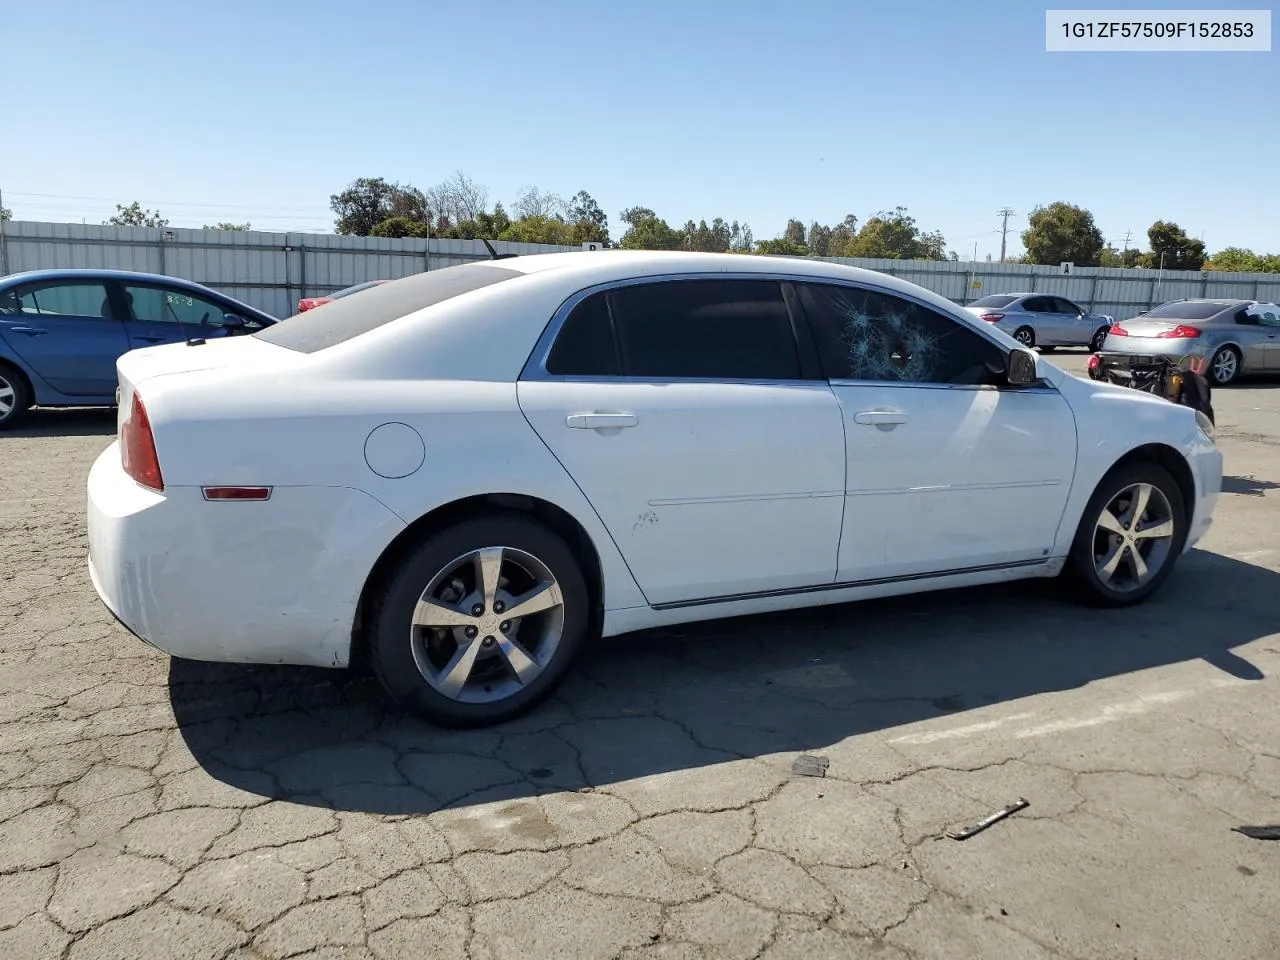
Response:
[5,0,1277,257]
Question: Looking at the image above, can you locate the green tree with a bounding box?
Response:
[330,177,428,235]
[1144,220,1205,270]
[204,221,251,231]
[0,205,10,222]
[105,201,168,228]
[1099,244,1143,268]
[1206,247,1280,273]
[499,214,577,245]
[755,238,808,257]
[730,221,754,252]
[806,222,833,257]
[828,214,858,256]
[618,207,684,250]
[847,207,946,260]
[1020,201,1104,266]
[568,191,610,245]
[783,218,807,247]
[370,216,429,239]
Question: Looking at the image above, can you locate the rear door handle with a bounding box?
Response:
[854,410,907,426]
[136,335,166,343]
[10,326,47,336]
[566,412,638,430]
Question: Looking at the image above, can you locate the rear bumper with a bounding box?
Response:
[86,442,406,668]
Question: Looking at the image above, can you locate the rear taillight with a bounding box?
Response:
[1109,323,1129,336]
[979,313,1004,322]
[1156,324,1202,339]
[121,393,164,491]
[1087,354,1100,372]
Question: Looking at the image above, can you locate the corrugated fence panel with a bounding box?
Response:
[2,220,1276,320]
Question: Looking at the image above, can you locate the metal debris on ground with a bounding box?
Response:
[945,798,1030,841]
[1232,825,1280,840]
[792,754,830,778]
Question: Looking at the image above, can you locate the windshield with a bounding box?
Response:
[1142,301,1235,320]
[968,295,1019,308]
[257,264,521,353]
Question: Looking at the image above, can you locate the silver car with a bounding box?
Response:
[1099,299,1280,385]
[963,293,1115,352]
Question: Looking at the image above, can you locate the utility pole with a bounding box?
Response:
[997,207,1014,263]
[0,185,9,277]
[973,240,978,263]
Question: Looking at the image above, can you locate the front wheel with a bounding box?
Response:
[1090,327,1110,352]
[368,514,590,727]
[1065,462,1187,607]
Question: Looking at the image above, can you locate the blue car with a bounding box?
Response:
[0,269,277,429]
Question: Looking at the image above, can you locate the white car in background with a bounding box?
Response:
[87,252,1221,727]
[964,293,1115,352]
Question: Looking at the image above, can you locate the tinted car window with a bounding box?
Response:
[1022,296,1053,313]
[546,291,619,376]
[122,284,252,329]
[606,279,801,380]
[1053,297,1081,315]
[968,295,1019,309]
[797,283,1006,386]
[256,263,521,353]
[9,281,111,318]
[1144,301,1236,320]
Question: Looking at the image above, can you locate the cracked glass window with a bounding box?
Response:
[607,279,801,380]
[797,283,1006,385]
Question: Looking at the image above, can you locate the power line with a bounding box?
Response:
[997,208,1015,263]
[7,190,329,214]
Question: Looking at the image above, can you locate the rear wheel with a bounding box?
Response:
[368,514,590,727]
[1065,462,1187,607]
[1208,346,1241,386]
[1013,326,1035,348]
[0,364,32,431]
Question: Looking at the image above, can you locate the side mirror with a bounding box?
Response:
[1006,347,1038,387]
[221,313,246,332]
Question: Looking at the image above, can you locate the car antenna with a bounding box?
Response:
[481,238,520,260]
[163,293,205,346]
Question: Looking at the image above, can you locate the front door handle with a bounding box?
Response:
[136,335,166,343]
[566,412,638,430]
[854,410,908,427]
[10,326,47,336]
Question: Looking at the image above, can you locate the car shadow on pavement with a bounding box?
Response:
[7,407,117,438]
[170,547,1277,816]
[1221,474,1280,497]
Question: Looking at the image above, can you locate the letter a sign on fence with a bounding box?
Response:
[1060,262,1073,275]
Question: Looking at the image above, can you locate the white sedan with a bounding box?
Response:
[87,251,1222,727]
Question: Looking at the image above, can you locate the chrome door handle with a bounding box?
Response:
[854,410,907,426]
[11,326,47,336]
[566,412,638,430]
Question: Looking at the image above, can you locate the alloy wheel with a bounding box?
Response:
[1212,349,1238,384]
[409,545,565,704]
[1091,482,1176,593]
[0,374,14,420]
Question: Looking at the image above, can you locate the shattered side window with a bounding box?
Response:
[797,283,1006,386]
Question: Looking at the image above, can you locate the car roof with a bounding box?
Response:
[2,268,227,290]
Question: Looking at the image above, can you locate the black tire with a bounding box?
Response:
[0,363,33,431]
[1090,327,1110,352]
[368,513,590,728]
[1065,461,1188,608]
[1207,345,1241,386]
[1013,326,1035,348]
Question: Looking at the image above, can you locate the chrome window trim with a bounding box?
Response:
[518,270,1054,392]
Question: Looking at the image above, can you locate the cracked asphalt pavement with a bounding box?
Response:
[2,352,1278,960]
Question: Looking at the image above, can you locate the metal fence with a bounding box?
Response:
[2,220,1278,321]
[0,221,578,318]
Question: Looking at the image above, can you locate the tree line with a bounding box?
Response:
[22,184,1270,274]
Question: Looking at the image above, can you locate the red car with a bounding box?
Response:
[297,279,388,313]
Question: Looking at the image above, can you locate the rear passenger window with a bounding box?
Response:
[607,279,801,380]
[546,292,619,376]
